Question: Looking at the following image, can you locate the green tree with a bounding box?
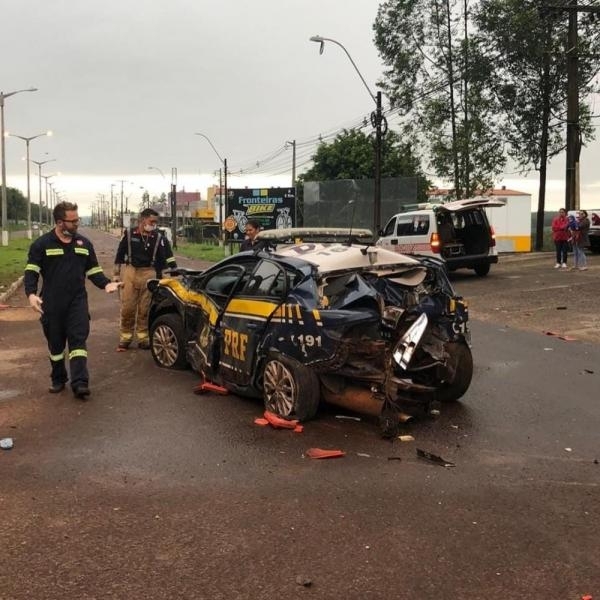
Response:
[473,0,600,249]
[299,128,431,201]
[374,0,507,199]
[5,187,27,224]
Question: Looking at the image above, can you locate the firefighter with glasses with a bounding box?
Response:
[24,201,122,399]
[113,208,177,350]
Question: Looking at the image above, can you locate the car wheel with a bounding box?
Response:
[474,263,490,277]
[262,354,320,421]
[436,341,473,403]
[150,313,188,369]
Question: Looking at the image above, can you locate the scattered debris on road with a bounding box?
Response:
[305,448,345,459]
[1,438,14,450]
[295,576,312,587]
[193,381,228,395]
[416,448,455,467]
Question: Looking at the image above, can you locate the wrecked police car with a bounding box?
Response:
[147,228,472,434]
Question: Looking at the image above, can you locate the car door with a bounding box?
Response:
[191,262,252,376]
[218,259,289,385]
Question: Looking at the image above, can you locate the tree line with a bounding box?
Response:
[0,187,51,225]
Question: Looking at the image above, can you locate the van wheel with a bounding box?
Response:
[474,263,490,277]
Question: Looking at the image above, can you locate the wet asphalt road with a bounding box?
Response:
[0,230,598,599]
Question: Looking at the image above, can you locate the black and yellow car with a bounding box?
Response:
[147,228,472,433]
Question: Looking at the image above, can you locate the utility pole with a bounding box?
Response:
[373,91,384,233]
[286,139,296,187]
[565,0,579,212]
[110,183,115,229]
[170,168,177,249]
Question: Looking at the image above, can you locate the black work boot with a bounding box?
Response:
[48,382,66,393]
[73,386,91,400]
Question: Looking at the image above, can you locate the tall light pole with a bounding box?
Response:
[31,158,56,231]
[194,133,227,242]
[6,131,52,238]
[41,173,56,225]
[1,87,38,246]
[170,168,177,249]
[148,166,168,218]
[285,139,297,188]
[309,35,387,233]
[114,179,132,231]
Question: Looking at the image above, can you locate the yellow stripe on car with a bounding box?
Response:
[160,279,220,325]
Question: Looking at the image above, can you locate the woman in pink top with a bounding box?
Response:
[551,208,570,268]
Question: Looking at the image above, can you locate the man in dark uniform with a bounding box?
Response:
[24,201,121,399]
[113,208,177,350]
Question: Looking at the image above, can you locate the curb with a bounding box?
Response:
[0,276,24,304]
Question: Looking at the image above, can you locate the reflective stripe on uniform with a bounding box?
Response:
[69,349,88,359]
[50,352,65,362]
[74,247,90,256]
[86,266,103,277]
[25,263,41,273]
[166,257,176,264]
[45,248,64,256]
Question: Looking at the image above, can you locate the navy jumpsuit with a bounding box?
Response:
[24,230,111,391]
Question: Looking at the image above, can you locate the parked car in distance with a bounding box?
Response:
[147,228,473,435]
[586,209,600,253]
[376,197,506,277]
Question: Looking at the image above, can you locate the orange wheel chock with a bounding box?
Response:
[193,381,228,395]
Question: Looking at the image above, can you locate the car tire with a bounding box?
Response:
[436,341,473,403]
[474,263,490,277]
[262,354,320,421]
[150,313,188,370]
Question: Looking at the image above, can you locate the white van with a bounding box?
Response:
[376,198,506,277]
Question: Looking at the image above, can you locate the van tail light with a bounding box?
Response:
[489,225,496,248]
[430,232,441,254]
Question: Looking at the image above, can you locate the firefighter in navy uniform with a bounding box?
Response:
[113,208,177,350]
[24,201,121,399]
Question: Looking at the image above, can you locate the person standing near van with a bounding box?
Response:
[574,210,590,271]
[113,208,177,349]
[551,208,570,269]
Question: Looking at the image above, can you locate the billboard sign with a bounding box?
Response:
[224,187,296,243]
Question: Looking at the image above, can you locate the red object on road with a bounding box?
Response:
[193,381,228,395]
[263,410,298,429]
[305,448,346,459]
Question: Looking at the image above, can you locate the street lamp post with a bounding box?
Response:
[148,165,168,221]
[194,133,227,244]
[1,87,38,246]
[170,168,177,249]
[41,173,56,226]
[309,36,387,233]
[31,158,56,231]
[6,130,52,239]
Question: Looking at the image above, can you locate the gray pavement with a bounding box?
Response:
[1,230,599,599]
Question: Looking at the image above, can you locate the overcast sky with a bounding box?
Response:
[2,0,600,214]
